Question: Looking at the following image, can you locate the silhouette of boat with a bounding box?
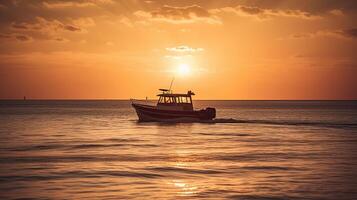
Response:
[132,89,216,122]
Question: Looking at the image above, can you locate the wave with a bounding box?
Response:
[0,154,168,164]
[5,143,158,152]
[0,170,163,182]
[148,117,357,129]
[217,118,357,128]
[147,166,223,175]
[211,118,357,129]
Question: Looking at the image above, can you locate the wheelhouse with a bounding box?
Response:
[157,89,195,111]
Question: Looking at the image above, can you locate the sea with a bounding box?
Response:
[0,100,356,200]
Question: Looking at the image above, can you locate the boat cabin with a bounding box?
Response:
[157,89,195,111]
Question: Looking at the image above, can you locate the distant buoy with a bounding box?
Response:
[23,96,26,100]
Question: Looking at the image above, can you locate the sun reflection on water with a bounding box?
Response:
[167,154,200,197]
[171,179,199,196]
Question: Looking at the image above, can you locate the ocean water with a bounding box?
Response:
[0,100,357,200]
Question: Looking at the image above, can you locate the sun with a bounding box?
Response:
[177,63,191,76]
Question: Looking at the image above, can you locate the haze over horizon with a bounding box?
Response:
[1,0,357,100]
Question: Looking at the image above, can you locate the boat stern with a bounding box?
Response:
[199,107,216,120]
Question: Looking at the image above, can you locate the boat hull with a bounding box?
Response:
[132,103,216,122]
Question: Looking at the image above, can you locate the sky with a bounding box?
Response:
[0,0,357,100]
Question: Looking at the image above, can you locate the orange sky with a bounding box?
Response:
[0,0,357,99]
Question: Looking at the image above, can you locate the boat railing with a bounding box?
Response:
[130,98,156,106]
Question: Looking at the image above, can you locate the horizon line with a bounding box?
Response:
[0,98,357,101]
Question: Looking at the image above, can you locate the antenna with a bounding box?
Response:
[169,77,175,92]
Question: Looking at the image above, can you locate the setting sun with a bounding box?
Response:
[177,63,191,76]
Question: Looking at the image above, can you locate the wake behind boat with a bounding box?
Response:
[131,89,216,122]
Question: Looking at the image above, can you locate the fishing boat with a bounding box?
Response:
[131,89,216,122]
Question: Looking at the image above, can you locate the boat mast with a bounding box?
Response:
[169,77,175,92]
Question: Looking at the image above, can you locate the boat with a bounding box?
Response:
[131,89,216,122]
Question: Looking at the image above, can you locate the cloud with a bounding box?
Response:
[0,33,33,42]
[43,2,96,9]
[3,16,95,42]
[152,5,210,18]
[119,17,133,27]
[72,17,96,27]
[166,45,204,53]
[51,37,69,42]
[288,28,357,40]
[329,9,344,16]
[207,1,357,15]
[63,24,81,32]
[134,5,221,24]
[211,5,321,20]
[42,0,114,9]
[0,32,70,42]
[10,17,92,34]
[335,28,357,38]
[15,34,33,42]
[289,33,314,39]
[165,46,203,60]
